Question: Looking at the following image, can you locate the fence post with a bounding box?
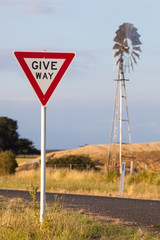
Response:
[130,161,134,175]
[70,164,72,170]
[54,164,56,170]
[145,164,148,171]
[86,164,89,171]
[104,164,107,175]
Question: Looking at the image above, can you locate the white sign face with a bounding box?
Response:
[24,58,65,94]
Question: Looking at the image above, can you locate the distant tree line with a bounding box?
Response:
[0,117,40,155]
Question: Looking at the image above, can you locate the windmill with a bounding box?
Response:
[107,23,142,173]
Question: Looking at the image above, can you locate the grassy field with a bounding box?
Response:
[0,194,158,239]
[1,169,160,200]
[16,156,38,165]
[1,169,160,239]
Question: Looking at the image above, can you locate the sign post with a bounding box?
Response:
[40,105,46,222]
[14,51,75,222]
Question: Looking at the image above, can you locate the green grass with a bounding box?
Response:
[0,195,158,240]
[16,156,37,165]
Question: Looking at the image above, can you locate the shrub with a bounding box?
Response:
[0,150,18,175]
[105,169,120,182]
[126,171,157,185]
[46,154,96,170]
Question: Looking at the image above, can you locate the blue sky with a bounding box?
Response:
[0,0,160,150]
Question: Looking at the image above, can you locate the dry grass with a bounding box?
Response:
[0,195,158,240]
[17,142,160,173]
[1,169,160,200]
[0,168,160,238]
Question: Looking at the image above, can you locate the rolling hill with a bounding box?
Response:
[17,142,160,172]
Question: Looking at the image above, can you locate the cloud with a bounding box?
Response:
[72,48,109,78]
[0,97,35,102]
[0,49,15,71]
[0,0,54,14]
[21,0,53,14]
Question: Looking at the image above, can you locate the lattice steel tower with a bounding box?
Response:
[107,23,142,172]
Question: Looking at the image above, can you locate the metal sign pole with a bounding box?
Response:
[40,105,46,222]
[120,162,126,196]
[119,72,122,174]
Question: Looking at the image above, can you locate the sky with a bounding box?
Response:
[0,0,160,150]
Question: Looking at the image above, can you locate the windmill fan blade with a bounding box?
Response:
[130,32,139,42]
[132,51,139,58]
[133,46,142,52]
[131,53,137,64]
[124,39,128,47]
[130,31,142,46]
[135,32,141,38]
[131,27,138,35]
[124,57,130,73]
[114,50,122,58]
[117,31,126,42]
[119,23,126,31]
[131,30,141,38]
[124,23,134,38]
[132,39,142,46]
[130,58,134,70]
[114,35,123,45]
[116,57,121,65]
[118,25,127,39]
[113,22,142,72]
[128,63,130,73]
[113,43,123,50]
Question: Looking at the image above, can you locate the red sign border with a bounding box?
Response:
[14,51,75,106]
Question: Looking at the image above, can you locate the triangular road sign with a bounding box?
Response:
[14,51,75,106]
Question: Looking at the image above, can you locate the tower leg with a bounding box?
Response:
[107,72,133,173]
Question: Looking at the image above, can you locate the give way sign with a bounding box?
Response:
[14,51,75,106]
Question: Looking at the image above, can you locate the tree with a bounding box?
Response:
[0,117,19,153]
[16,138,40,155]
[0,117,39,154]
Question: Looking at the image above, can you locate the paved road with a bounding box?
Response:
[0,189,160,228]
